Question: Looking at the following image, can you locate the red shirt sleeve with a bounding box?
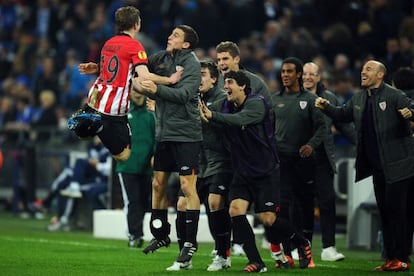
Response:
[130,40,148,66]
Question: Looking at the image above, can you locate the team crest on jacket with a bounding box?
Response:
[379,101,386,111]
[138,51,147,59]
[299,101,307,109]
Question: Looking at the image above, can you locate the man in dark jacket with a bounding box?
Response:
[134,25,202,271]
[197,60,232,271]
[200,70,313,272]
[316,60,414,272]
[270,57,327,268]
[302,62,356,261]
[215,40,271,256]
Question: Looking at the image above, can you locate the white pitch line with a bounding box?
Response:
[0,236,119,249]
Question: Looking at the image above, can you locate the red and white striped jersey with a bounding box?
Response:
[87,33,148,115]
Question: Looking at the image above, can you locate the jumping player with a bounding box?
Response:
[70,6,181,162]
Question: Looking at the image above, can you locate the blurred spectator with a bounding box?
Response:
[398,15,414,42]
[331,74,357,159]
[23,0,61,47]
[191,0,223,49]
[355,21,377,59]
[288,27,319,62]
[11,27,36,85]
[260,0,289,23]
[32,55,60,107]
[87,3,112,44]
[399,36,414,66]
[46,137,111,231]
[0,0,22,37]
[59,49,93,112]
[260,55,278,81]
[55,16,88,68]
[3,95,33,144]
[261,20,288,58]
[392,66,414,99]
[321,23,355,64]
[367,0,405,58]
[332,74,355,106]
[0,96,16,129]
[31,89,58,142]
[330,53,353,81]
[380,37,411,82]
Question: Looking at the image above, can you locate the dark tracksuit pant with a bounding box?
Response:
[288,152,337,248]
[118,173,151,239]
[313,153,336,248]
[372,170,411,262]
[278,152,315,254]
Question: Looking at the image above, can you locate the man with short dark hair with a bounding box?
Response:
[134,25,202,271]
[201,70,313,272]
[215,40,271,256]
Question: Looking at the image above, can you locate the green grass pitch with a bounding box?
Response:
[0,210,411,275]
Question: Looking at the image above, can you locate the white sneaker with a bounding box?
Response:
[47,217,70,232]
[232,243,246,256]
[166,261,193,271]
[261,238,270,249]
[321,246,345,261]
[207,255,231,271]
[291,248,299,260]
[60,183,82,198]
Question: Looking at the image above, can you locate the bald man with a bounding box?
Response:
[302,62,356,261]
[315,60,414,272]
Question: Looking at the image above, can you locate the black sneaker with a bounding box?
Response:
[297,240,312,269]
[142,237,171,254]
[243,262,267,273]
[176,242,197,263]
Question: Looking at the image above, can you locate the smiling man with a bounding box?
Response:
[301,62,356,262]
[215,41,272,107]
[214,40,272,257]
[200,70,313,272]
[270,57,326,268]
[315,60,414,272]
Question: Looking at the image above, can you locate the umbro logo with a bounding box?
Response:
[181,166,190,171]
[265,202,274,206]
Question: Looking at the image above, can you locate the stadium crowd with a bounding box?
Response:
[1,0,414,129]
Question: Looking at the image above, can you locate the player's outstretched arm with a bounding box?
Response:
[79,62,99,75]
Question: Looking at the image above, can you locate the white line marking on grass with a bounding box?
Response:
[0,236,119,249]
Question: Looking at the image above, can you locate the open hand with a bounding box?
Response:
[79,62,99,75]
